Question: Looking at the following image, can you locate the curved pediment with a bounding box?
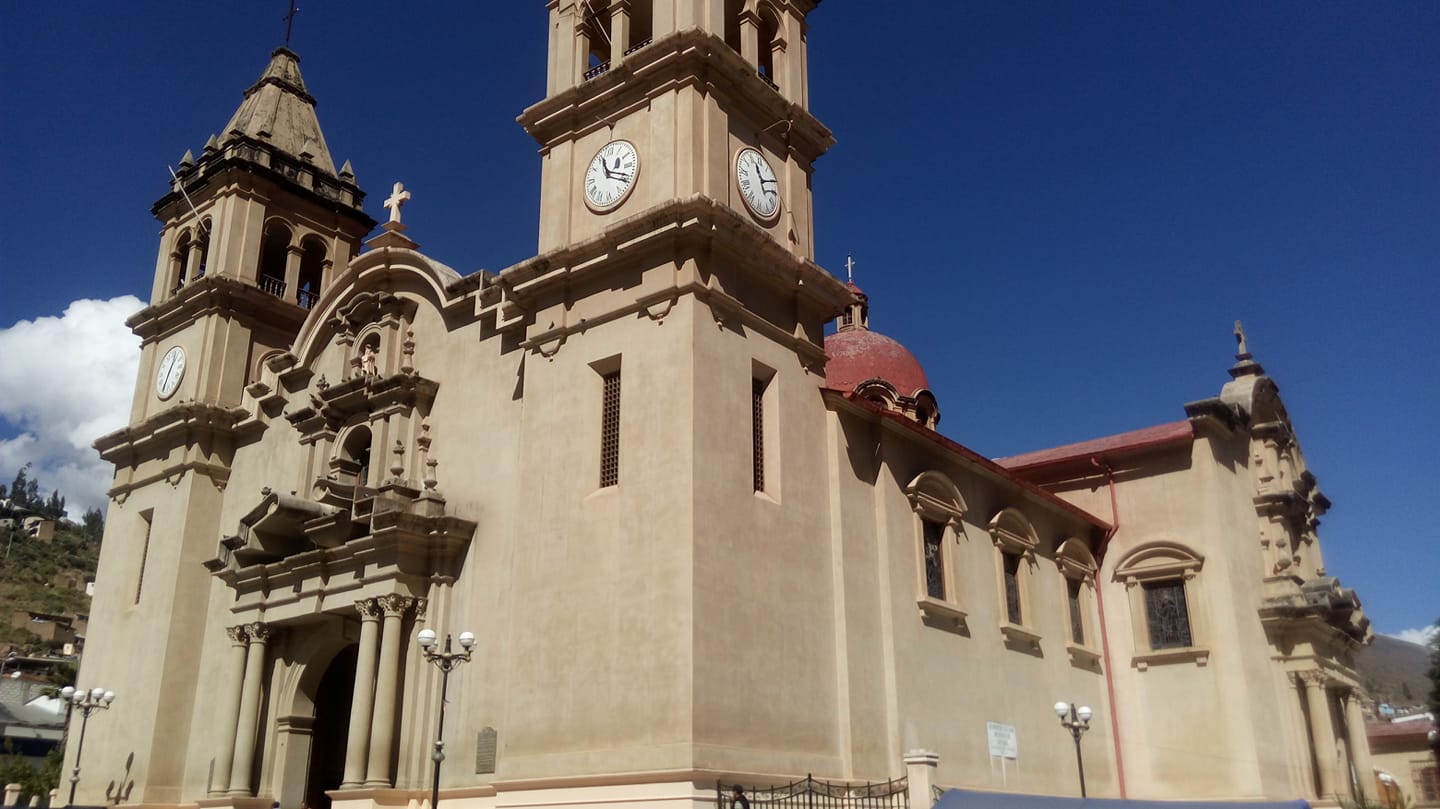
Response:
[291,247,469,371]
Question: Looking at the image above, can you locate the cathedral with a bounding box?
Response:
[75,4,1375,809]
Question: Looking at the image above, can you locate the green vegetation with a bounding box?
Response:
[0,466,100,655]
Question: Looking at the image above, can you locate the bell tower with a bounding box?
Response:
[81,47,374,805]
[519,0,832,258]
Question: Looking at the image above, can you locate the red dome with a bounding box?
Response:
[824,328,930,397]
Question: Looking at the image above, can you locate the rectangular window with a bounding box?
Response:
[135,511,153,604]
[752,378,766,492]
[1067,578,1085,645]
[922,520,945,600]
[1414,761,1440,802]
[599,370,621,487]
[1143,580,1193,649]
[1003,553,1023,625]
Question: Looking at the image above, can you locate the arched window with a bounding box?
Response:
[297,237,327,309]
[1113,541,1208,667]
[170,230,191,294]
[628,1,654,54]
[582,0,613,79]
[336,426,373,497]
[723,0,744,54]
[259,220,292,299]
[905,471,967,625]
[194,220,211,280]
[757,5,780,86]
[989,508,1041,645]
[1056,538,1100,666]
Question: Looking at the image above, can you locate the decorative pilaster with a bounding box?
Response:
[1343,689,1375,800]
[364,595,415,786]
[210,626,251,795]
[341,600,382,789]
[1299,671,1341,800]
[227,623,271,796]
[904,750,940,809]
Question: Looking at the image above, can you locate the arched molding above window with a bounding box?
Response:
[1056,537,1098,579]
[988,507,1039,556]
[904,470,966,526]
[1113,540,1204,584]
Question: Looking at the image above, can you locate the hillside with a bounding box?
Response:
[0,520,99,653]
[1356,633,1434,715]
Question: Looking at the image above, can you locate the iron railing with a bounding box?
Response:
[717,775,909,809]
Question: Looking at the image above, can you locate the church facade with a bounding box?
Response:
[74,4,1374,809]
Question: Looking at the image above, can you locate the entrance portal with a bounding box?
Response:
[305,645,357,809]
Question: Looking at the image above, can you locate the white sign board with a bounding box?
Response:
[986,721,1018,759]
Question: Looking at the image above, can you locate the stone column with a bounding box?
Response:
[739,10,760,67]
[1343,689,1376,801]
[364,595,413,787]
[1301,672,1341,801]
[904,750,940,809]
[227,623,272,796]
[283,245,304,304]
[341,599,382,789]
[611,0,631,59]
[210,626,251,795]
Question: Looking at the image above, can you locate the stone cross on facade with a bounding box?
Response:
[384,182,411,225]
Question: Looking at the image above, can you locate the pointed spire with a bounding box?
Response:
[178,149,195,168]
[203,134,220,154]
[339,159,355,181]
[219,47,338,176]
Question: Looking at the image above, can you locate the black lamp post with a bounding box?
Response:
[62,685,115,805]
[417,628,474,809]
[1053,700,1093,797]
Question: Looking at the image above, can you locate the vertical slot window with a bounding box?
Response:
[752,377,766,492]
[1003,553,1023,625]
[922,520,946,601]
[1067,577,1085,646]
[600,370,621,487]
[135,511,153,604]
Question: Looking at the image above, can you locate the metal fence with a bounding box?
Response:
[717,775,909,809]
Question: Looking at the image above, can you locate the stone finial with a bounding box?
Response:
[384,182,411,225]
[339,159,355,181]
[1228,320,1264,379]
[179,149,195,168]
[390,440,406,482]
[401,330,416,373]
[204,134,220,153]
[1234,320,1250,360]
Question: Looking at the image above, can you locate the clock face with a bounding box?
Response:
[584,140,640,212]
[155,346,186,400]
[735,147,780,221]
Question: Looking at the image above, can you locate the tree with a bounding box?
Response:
[1428,619,1440,767]
[81,507,104,542]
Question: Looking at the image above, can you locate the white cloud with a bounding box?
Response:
[0,296,143,516]
[1387,625,1439,648]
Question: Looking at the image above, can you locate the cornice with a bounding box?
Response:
[127,276,308,343]
[480,195,850,320]
[518,28,834,163]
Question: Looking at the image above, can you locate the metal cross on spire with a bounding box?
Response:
[845,255,856,284]
[283,1,300,48]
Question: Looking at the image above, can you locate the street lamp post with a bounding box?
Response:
[62,685,115,805]
[417,628,475,809]
[1053,701,1093,798]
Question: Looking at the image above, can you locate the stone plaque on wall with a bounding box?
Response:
[476,726,497,774]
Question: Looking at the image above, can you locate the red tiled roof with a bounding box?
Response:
[824,329,930,397]
[1367,719,1435,741]
[996,420,1195,473]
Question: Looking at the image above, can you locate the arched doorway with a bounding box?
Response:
[305,645,357,809]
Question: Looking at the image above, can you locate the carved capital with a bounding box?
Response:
[355,598,383,620]
[1294,669,1329,689]
[246,622,272,644]
[226,625,249,645]
[376,594,415,617]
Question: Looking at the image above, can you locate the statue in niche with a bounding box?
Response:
[360,343,378,377]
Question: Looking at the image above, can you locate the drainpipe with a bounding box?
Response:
[1090,456,1127,798]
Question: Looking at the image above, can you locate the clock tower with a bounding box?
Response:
[85,46,374,804]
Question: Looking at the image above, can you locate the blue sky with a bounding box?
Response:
[1,3,1436,640]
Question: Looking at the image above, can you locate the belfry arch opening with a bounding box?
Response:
[297,237,327,309]
[758,5,780,84]
[259,220,292,298]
